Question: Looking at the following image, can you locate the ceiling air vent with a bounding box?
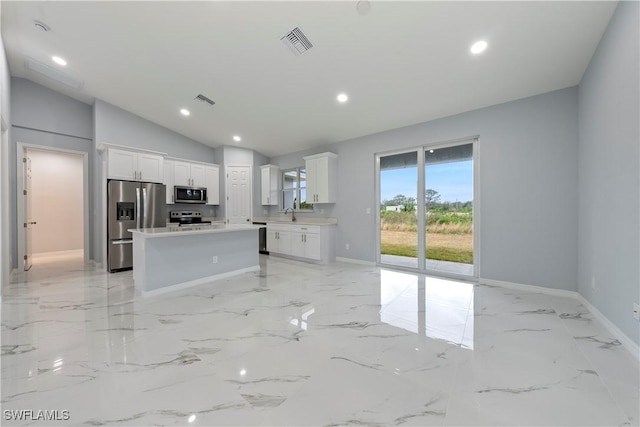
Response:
[194,94,215,107]
[280,27,313,56]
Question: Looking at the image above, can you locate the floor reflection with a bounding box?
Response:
[379,269,474,349]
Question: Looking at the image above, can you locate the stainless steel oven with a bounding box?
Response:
[174,186,207,204]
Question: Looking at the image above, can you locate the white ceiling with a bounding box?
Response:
[1,1,616,157]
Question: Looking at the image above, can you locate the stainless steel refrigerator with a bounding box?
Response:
[107,180,166,272]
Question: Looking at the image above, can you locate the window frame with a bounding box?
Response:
[281,167,313,212]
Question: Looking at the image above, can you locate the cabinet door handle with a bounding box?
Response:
[139,171,142,180]
[301,234,304,242]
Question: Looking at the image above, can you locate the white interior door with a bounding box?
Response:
[226,165,252,224]
[24,154,33,271]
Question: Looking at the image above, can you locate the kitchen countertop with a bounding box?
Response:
[129,223,260,238]
[254,217,338,226]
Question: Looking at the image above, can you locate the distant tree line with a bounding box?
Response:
[381,190,472,212]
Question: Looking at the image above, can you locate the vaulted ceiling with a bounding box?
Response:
[1,1,616,157]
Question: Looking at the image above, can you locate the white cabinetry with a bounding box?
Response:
[204,165,220,205]
[260,165,279,206]
[163,162,174,204]
[173,161,205,187]
[266,223,335,263]
[107,148,164,183]
[267,228,292,255]
[303,152,337,204]
[164,159,220,205]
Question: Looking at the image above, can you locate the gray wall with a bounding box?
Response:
[93,99,217,263]
[9,78,94,267]
[270,87,580,292]
[578,1,640,345]
[1,30,11,285]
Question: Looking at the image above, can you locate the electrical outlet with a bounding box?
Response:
[212,256,218,264]
[633,303,639,321]
[366,207,371,214]
[591,276,596,290]
[345,243,350,250]
[320,208,325,214]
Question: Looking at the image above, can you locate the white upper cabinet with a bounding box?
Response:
[173,161,191,187]
[304,152,337,204]
[107,148,163,183]
[173,161,207,187]
[163,161,175,204]
[190,164,206,187]
[137,152,164,183]
[165,159,220,205]
[204,165,220,205]
[260,164,279,206]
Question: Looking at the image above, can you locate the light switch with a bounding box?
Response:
[366,208,371,214]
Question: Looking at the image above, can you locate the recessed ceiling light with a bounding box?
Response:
[470,40,488,55]
[180,108,190,116]
[337,93,348,103]
[51,56,67,66]
[233,135,242,142]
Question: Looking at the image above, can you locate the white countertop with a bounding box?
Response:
[129,224,260,238]
[253,217,338,226]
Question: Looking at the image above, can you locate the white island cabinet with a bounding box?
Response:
[130,224,259,296]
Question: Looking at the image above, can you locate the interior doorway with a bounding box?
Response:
[226,165,252,224]
[17,144,89,271]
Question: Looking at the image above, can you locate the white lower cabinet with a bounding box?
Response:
[266,223,334,263]
[267,229,292,255]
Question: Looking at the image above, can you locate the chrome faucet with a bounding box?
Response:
[284,207,296,222]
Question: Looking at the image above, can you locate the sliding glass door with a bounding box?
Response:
[378,151,419,269]
[377,139,476,278]
[424,143,474,276]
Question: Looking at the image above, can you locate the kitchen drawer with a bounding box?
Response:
[267,223,320,234]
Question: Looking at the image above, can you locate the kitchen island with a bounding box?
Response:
[129,224,260,296]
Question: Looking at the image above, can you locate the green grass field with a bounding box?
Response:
[381,242,473,264]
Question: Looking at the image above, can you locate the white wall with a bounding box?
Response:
[28,149,83,254]
[270,87,580,292]
[9,78,93,268]
[0,26,11,286]
[578,1,639,345]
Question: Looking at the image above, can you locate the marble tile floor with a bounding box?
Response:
[1,253,638,426]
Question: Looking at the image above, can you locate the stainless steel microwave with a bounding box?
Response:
[174,186,207,204]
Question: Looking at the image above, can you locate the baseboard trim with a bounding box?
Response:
[336,257,376,266]
[481,277,639,360]
[138,265,260,298]
[577,294,640,360]
[480,278,578,299]
[33,249,83,258]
